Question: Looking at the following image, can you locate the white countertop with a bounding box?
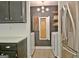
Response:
[0,36,26,43]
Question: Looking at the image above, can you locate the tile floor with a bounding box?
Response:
[32,49,54,58]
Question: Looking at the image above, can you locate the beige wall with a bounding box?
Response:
[68,2,76,27]
[75,2,79,52]
[59,1,78,57]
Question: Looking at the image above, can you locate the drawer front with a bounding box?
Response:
[5,51,17,58]
[0,43,16,51]
[0,51,17,58]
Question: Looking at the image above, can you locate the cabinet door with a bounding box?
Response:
[0,2,9,22]
[10,1,26,23]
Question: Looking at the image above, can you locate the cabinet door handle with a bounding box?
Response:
[22,2,25,21]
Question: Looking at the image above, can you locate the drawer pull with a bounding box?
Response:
[10,17,13,20]
[5,46,10,48]
[1,53,4,56]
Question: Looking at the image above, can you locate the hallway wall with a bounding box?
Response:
[31,6,58,32]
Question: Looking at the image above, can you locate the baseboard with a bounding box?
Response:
[35,46,52,49]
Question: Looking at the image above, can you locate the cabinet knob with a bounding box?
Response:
[5,46,10,48]
[5,17,8,20]
[21,16,23,19]
[10,17,13,20]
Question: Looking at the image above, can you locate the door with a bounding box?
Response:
[39,18,46,40]
[10,1,26,22]
[0,2,9,22]
[39,17,50,40]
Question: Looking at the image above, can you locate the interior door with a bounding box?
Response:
[40,18,46,39]
[39,17,50,40]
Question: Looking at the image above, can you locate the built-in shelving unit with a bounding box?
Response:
[51,10,58,57]
[53,11,58,31]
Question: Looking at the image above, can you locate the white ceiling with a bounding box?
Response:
[30,1,58,6]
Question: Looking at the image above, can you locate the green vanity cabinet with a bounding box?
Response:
[0,43,17,58]
[0,38,27,58]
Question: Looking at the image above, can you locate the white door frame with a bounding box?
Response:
[39,16,50,40]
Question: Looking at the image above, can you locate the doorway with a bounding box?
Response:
[30,5,58,46]
[30,1,58,58]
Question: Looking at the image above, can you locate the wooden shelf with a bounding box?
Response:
[53,19,58,21]
[53,14,58,23]
[53,22,58,26]
[53,15,58,19]
[52,11,58,14]
[52,10,58,31]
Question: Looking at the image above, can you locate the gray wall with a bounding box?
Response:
[30,6,58,46]
[31,6,58,32]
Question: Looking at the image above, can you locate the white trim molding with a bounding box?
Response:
[35,46,52,49]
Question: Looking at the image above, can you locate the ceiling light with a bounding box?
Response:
[42,10,44,13]
[46,8,49,11]
[37,8,40,12]
[41,6,44,10]
[36,1,50,13]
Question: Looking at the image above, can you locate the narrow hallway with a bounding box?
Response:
[30,1,58,58]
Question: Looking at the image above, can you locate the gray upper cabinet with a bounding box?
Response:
[10,1,26,23]
[0,1,26,23]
